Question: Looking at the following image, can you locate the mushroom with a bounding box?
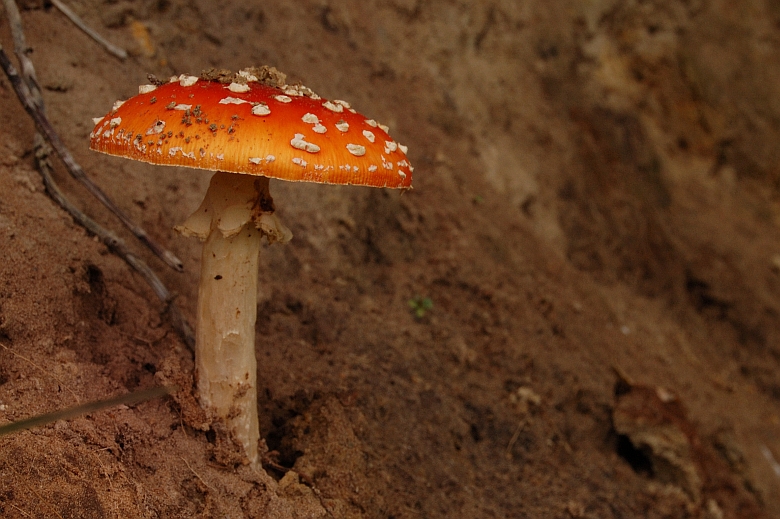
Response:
[89,67,413,466]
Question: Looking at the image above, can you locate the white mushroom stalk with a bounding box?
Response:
[176,171,291,465]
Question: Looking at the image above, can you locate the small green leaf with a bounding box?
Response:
[408,295,434,319]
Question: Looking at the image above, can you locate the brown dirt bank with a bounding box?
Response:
[1,1,780,517]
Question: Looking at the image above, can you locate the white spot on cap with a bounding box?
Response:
[289,84,321,98]
[382,156,393,169]
[283,86,304,97]
[363,130,376,143]
[252,103,271,116]
[334,100,351,109]
[323,101,343,113]
[335,120,349,132]
[365,119,378,127]
[217,154,224,160]
[249,155,275,164]
[227,82,250,93]
[146,120,166,135]
[139,84,157,94]
[398,144,408,155]
[112,100,125,111]
[109,117,122,128]
[274,95,292,103]
[384,141,398,154]
[173,104,192,111]
[368,165,378,172]
[379,123,390,132]
[398,170,407,180]
[347,143,366,157]
[313,124,327,134]
[397,160,410,167]
[92,117,104,125]
[291,133,321,153]
[292,157,308,167]
[169,147,182,156]
[220,97,249,105]
[302,113,320,124]
[182,151,195,159]
[179,75,199,87]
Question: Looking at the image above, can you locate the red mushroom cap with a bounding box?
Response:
[89,70,412,189]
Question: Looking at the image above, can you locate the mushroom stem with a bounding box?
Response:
[177,171,291,466]
[198,220,261,462]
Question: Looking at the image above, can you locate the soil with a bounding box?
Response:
[1,1,780,518]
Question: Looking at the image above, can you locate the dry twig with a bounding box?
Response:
[51,0,128,60]
[0,386,175,437]
[0,1,194,348]
[32,133,195,348]
[180,455,219,493]
[2,0,181,271]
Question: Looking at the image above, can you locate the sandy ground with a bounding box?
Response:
[1,1,780,517]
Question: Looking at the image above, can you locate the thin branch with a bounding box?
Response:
[51,0,128,60]
[8,503,33,518]
[2,0,43,108]
[0,42,193,348]
[180,456,218,494]
[32,134,194,349]
[0,386,175,437]
[0,1,181,271]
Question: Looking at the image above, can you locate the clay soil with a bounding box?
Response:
[2,1,780,517]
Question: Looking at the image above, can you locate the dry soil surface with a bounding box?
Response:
[1,1,780,518]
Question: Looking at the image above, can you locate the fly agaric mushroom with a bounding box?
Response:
[89,67,413,466]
